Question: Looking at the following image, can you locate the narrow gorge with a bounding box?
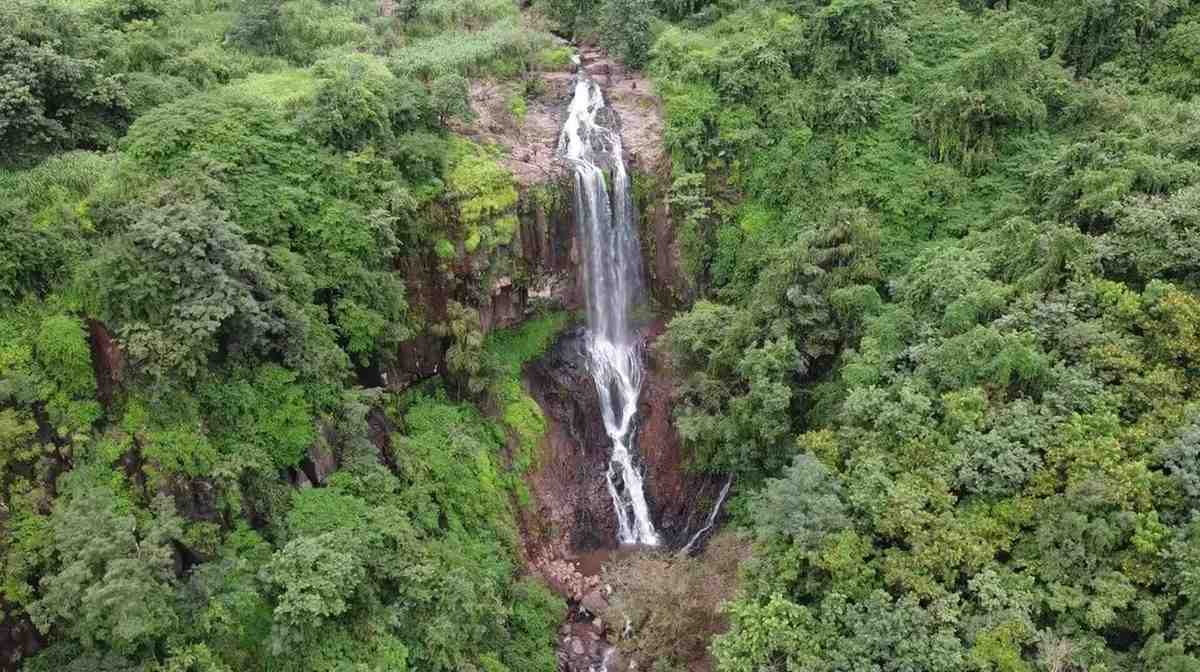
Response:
[511,50,732,672]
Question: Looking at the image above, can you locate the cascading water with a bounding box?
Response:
[559,61,660,547]
[679,476,733,556]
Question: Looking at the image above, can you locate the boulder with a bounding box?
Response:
[580,589,607,616]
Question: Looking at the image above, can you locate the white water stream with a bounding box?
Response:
[559,65,660,547]
[679,476,733,555]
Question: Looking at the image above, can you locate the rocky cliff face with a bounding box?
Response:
[384,182,583,389]
[636,323,728,549]
[451,46,726,671]
[521,328,619,562]
[520,323,728,672]
[521,324,726,561]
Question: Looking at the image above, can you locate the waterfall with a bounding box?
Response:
[679,476,733,556]
[559,64,660,547]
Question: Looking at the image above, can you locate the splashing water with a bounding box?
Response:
[559,67,660,546]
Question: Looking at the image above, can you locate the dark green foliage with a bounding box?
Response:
[812,0,911,74]
[913,23,1054,173]
[753,454,850,550]
[29,481,184,661]
[84,196,284,379]
[662,210,880,478]
[0,4,565,669]
[229,0,286,56]
[429,73,473,126]
[0,33,128,162]
[646,1,1200,670]
[537,0,601,36]
[11,0,1200,671]
[303,53,431,150]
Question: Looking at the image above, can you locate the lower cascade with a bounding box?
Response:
[559,60,660,547]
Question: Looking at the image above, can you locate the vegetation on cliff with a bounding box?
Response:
[9,0,1200,670]
[0,0,569,669]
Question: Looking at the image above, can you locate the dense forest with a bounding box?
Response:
[4,0,1200,670]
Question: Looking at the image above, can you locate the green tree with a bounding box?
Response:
[753,454,851,550]
[600,0,655,68]
[30,485,184,661]
[84,196,285,379]
[914,24,1052,174]
[0,34,127,162]
[429,73,473,127]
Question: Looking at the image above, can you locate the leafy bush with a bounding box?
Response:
[914,25,1052,174]
[600,0,655,68]
[302,53,429,150]
[84,196,284,379]
[0,33,128,162]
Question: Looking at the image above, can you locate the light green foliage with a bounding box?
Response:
[0,151,109,303]
[253,393,566,672]
[263,532,368,644]
[412,0,519,31]
[394,395,514,540]
[121,395,218,481]
[441,300,493,397]
[200,364,317,470]
[30,318,84,374]
[483,312,569,475]
[445,139,520,255]
[229,69,318,107]
[35,314,101,433]
[390,17,549,78]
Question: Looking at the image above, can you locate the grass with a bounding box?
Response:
[229,69,318,107]
[390,18,550,78]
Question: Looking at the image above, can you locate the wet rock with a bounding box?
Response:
[86,319,124,407]
[637,323,730,549]
[580,589,608,616]
[1,599,41,671]
[304,435,337,486]
[520,328,619,562]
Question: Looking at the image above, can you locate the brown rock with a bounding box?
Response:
[580,589,607,616]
